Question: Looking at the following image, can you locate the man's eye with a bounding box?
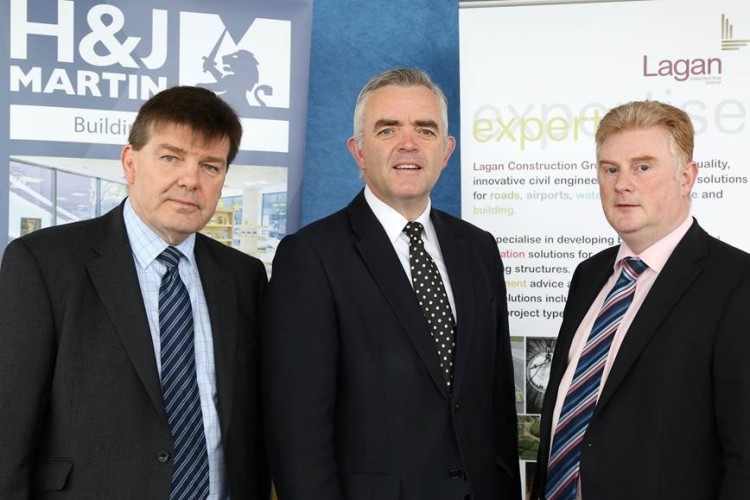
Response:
[636,164,650,172]
[377,128,394,136]
[203,164,222,175]
[418,129,437,137]
[162,155,177,162]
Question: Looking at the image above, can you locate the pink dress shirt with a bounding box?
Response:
[548,215,694,499]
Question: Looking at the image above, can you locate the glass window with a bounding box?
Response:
[56,170,97,224]
[8,160,54,240]
[100,179,128,215]
[8,159,128,241]
[262,192,287,239]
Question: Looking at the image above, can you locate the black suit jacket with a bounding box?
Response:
[263,191,520,500]
[532,220,750,500]
[0,203,270,499]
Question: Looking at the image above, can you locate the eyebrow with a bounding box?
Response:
[597,155,658,165]
[373,119,400,130]
[372,119,440,130]
[157,143,227,167]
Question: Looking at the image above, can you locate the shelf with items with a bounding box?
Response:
[201,207,234,246]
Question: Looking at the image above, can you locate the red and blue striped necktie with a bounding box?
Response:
[545,257,648,500]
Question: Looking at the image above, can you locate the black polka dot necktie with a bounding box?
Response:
[403,221,456,390]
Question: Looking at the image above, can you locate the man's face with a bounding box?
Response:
[597,126,697,253]
[121,122,229,245]
[347,85,455,219]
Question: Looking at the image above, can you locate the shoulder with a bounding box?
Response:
[276,206,353,257]
[673,221,750,278]
[5,211,113,262]
[195,232,266,277]
[431,208,496,247]
[572,245,618,277]
[294,206,351,240]
[705,233,750,266]
[702,235,750,285]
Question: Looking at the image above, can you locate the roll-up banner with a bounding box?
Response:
[1,0,313,272]
[460,0,750,494]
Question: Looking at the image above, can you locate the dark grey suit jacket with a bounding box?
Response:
[0,203,269,499]
[263,191,520,500]
[532,220,750,500]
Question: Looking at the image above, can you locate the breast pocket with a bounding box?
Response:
[34,458,73,491]
[343,472,400,500]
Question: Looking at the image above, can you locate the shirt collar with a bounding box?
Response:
[123,198,197,269]
[614,215,693,274]
[364,185,434,244]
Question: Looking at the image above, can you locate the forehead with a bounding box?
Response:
[598,126,672,160]
[147,122,230,155]
[363,85,442,123]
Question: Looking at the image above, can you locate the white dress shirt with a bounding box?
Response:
[363,185,457,319]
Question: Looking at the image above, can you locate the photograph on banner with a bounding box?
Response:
[510,336,525,415]
[1,0,312,265]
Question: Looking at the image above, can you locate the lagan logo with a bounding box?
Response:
[721,14,750,51]
[179,12,291,114]
[639,13,750,84]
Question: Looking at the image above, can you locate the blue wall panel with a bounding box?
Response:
[302,1,460,226]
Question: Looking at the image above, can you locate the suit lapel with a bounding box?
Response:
[195,236,237,437]
[86,206,167,422]
[596,222,707,413]
[431,211,475,399]
[348,193,450,401]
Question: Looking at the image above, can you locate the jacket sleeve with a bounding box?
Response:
[262,233,345,500]
[0,240,57,500]
[488,231,522,497]
[714,273,750,499]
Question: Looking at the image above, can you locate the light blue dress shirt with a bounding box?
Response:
[123,200,227,499]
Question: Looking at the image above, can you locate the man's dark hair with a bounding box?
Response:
[128,86,243,166]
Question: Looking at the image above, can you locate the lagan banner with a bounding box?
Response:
[0,0,312,272]
[459,0,750,496]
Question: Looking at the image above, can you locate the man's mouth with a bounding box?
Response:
[169,199,200,210]
[393,163,421,170]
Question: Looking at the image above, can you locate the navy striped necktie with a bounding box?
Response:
[545,257,648,500]
[158,246,209,500]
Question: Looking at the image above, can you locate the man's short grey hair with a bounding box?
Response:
[352,68,450,147]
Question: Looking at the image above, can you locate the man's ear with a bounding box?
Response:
[347,136,366,172]
[681,161,698,195]
[121,145,137,185]
[442,135,456,169]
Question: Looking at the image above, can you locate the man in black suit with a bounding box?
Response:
[0,87,269,499]
[532,100,750,500]
[263,68,520,500]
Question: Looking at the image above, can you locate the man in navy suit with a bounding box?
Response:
[263,68,520,500]
[0,86,269,499]
[532,100,750,500]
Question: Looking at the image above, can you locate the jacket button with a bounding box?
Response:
[448,468,463,480]
[157,451,171,463]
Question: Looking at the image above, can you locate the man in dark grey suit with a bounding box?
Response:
[0,86,269,499]
[532,100,750,500]
[263,68,520,500]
